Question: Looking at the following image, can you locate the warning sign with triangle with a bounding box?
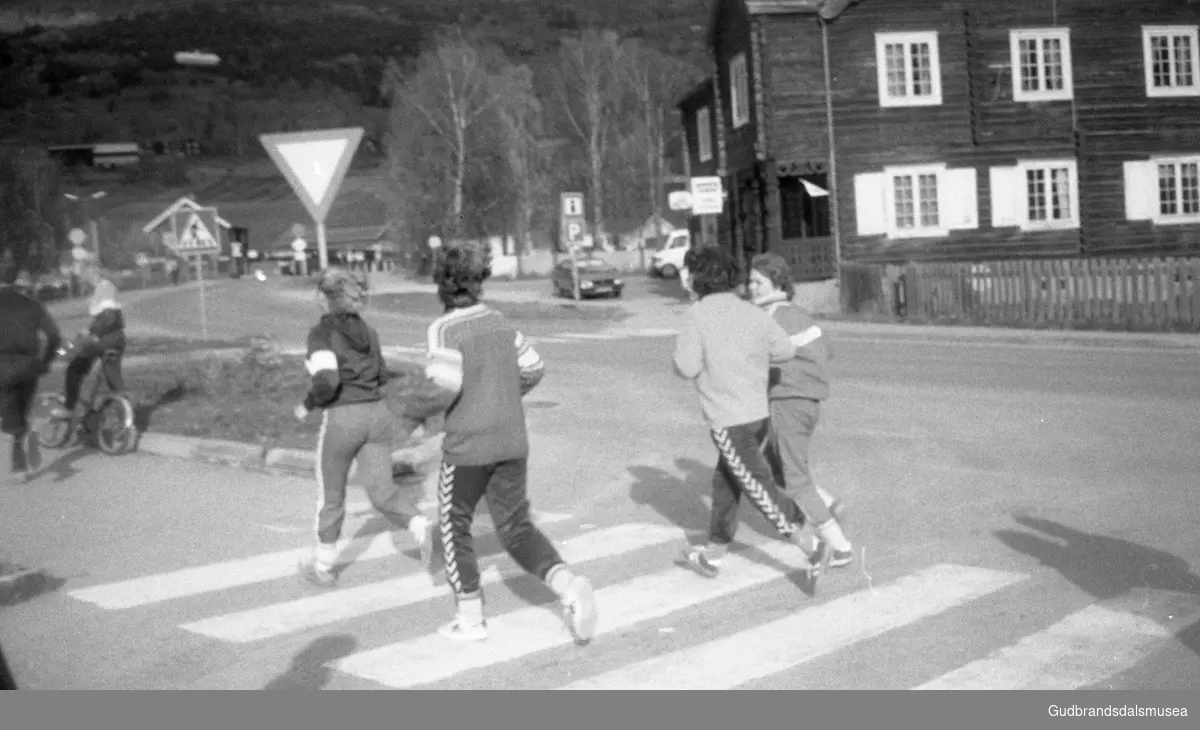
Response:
[259,127,364,223]
[169,208,221,254]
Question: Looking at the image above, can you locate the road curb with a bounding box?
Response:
[133,429,446,479]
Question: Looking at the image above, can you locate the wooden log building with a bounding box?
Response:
[678,0,1200,282]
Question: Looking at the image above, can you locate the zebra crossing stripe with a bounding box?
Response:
[555,563,1026,690]
[913,602,1200,690]
[555,333,620,341]
[67,513,573,611]
[333,537,820,689]
[180,523,679,644]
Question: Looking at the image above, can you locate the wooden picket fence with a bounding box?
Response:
[840,256,1200,332]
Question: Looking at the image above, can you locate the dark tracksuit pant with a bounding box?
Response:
[764,397,834,526]
[0,358,40,473]
[708,418,808,545]
[64,343,124,411]
[314,400,421,546]
[438,457,564,600]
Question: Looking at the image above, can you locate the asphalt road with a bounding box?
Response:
[3,275,1199,691]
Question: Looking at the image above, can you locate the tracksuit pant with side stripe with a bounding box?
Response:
[314,400,423,548]
[709,419,808,545]
[437,457,564,600]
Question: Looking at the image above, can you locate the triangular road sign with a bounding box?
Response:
[171,210,220,252]
[259,127,363,223]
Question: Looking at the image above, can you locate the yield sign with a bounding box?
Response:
[259,127,364,223]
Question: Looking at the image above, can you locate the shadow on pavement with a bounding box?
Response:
[995,514,1200,657]
[627,457,784,544]
[643,275,690,303]
[262,634,358,690]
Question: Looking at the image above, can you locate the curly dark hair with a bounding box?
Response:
[317,266,368,313]
[433,239,492,310]
[750,252,794,299]
[687,245,740,299]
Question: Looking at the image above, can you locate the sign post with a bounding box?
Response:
[167,206,222,340]
[260,127,364,271]
[560,192,585,300]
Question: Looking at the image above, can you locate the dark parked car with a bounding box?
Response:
[551,256,624,299]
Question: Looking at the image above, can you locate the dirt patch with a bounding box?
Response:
[42,339,433,452]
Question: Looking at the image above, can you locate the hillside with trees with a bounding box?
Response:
[0,0,713,272]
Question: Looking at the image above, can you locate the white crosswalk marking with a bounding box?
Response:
[556,564,1026,690]
[60,513,1197,690]
[334,538,834,689]
[67,513,573,610]
[913,602,1199,690]
[180,523,678,643]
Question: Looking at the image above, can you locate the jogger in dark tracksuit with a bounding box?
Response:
[673,247,826,588]
[398,240,598,644]
[294,268,433,589]
[0,262,62,482]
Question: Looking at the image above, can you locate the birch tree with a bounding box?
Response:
[551,29,625,246]
[386,31,506,237]
[492,64,546,255]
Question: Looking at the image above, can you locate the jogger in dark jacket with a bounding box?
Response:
[294,268,434,589]
[0,261,61,481]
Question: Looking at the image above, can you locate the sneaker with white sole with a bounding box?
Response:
[561,575,598,646]
[297,556,337,589]
[438,616,488,642]
[828,548,854,568]
[676,545,722,578]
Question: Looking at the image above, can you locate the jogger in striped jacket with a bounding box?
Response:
[398,240,598,644]
[749,253,854,569]
[673,247,825,588]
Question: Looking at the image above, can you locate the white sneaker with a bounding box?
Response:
[561,575,598,646]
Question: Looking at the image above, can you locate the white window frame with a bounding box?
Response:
[1016,159,1080,230]
[874,31,943,107]
[696,106,712,162]
[1010,28,1074,102]
[728,53,749,129]
[1142,26,1200,98]
[1150,155,1200,224]
[883,164,948,238]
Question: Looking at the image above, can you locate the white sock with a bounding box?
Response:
[408,515,430,541]
[816,520,852,552]
[314,542,338,571]
[545,564,576,597]
[816,486,836,507]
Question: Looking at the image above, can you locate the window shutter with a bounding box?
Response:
[988,166,1023,228]
[1123,160,1158,221]
[942,168,979,230]
[854,172,889,236]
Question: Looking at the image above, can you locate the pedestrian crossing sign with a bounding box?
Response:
[169,208,221,254]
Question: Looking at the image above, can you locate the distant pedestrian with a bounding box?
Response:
[0,257,62,482]
[749,252,853,569]
[294,267,435,589]
[396,239,598,643]
[672,246,825,587]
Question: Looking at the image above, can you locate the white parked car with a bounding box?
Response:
[648,230,691,279]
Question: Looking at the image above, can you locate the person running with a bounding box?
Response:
[396,239,597,644]
[0,259,62,482]
[295,268,434,589]
[673,246,826,588]
[51,266,125,422]
[749,252,854,569]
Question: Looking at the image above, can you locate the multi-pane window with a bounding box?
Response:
[1023,162,1075,225]
[1010,29,1073,102]
[875,32,942,107]
[1157,159,1200,218]
[1143,26,1200,97]
[890,169,941,232]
